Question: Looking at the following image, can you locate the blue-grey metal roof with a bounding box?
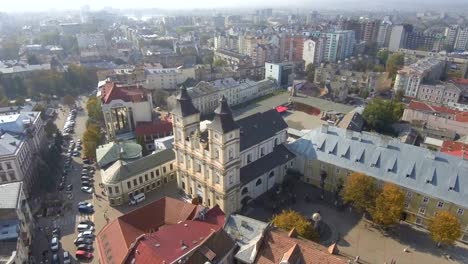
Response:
[0,133,22,156]
[288,125,468,208]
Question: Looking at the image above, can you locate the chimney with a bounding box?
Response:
[327,243,339,255]
[288,228,297,238]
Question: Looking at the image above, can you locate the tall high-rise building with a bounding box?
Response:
[444,25,459,51]
[323,31,355,62]
[454,27,468,51]
[339,19,362,41]
[376,21,392,47]
[361,19,380,43]
[388,24,412,52]
[303,37,326,68]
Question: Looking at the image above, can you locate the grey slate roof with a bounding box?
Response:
[0,182,21,209]
[224,214,269,264]
[0,133,22,156]
[288,125,468,208]
[172,86,199,117]
[237,109,288,151]
[208,95,239,133]
[240,145,295,185]
[102,149,175,184]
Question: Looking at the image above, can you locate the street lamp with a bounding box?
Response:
[312,212,321,229]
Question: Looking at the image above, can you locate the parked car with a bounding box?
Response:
[78,202,93,208]
[65,184,73,192]
[63,251,71,264]
[77,224,94,232]
[50,237,59,252]
[81,181,92,187]
[78,205,94,214]
[79,220,95,226]
[77,230,95,239]
[73,237,93,246]
[51,253,60,264]
[77,244,93,251]
[57,182,64,191]
[81,176,91,181]
[75,250,93,260]
[81,186,93,193]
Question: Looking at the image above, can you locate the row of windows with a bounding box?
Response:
[125,164,173,190]
[405,191,465,215]
[0,171,16,182]
[416,206,464,216]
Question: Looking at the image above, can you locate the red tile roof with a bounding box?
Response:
[255,228,348,264]
[135,120,173,137]
[100,81,150,104]
[455,111,468,123]
[407,101,459,115]
[441,140,468,157]
[96,197,199,264]
[450,78,468,85]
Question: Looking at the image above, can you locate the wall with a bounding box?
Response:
[402,109,468,136]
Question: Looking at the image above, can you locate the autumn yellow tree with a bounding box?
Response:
[343,173,378,212]
[272,209,319,241]
[82,123,101,161]
[429,211,461,246]
[372,183,405,226]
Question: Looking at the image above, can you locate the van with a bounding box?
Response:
[129,193,146,205]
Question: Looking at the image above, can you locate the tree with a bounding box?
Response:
[27,54,41,65]
[44,120,58,139]
[342,173,378,213]
[394,89,405,102]
[202,52,214,65]
[83,123,101,161]
[213,58,227,67]
[376,50,389,66]
[272,209,319,241]
[372,183,405,227]
[305,63,315,83]
[153,90,169,108]
[428,211,461,246]
[362,99,404,134]
[62,95,75,108]
[386,53,404,78]
[86,96,103,122]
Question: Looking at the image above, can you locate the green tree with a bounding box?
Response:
[39,31,61,45]
[82,123,101,161]
[386,53,405,78]
[394,89,405,102]
[376,50,389,66]
[372,183,405,227]
[272,210,319,241]
[305,63,315,83]
[0,37,20,60]
[86,96,103,122]
[213,58,227,67]
[362,99,404,134]
[343,173,378,213]
[429,211,462,246]
[44,120,58,139]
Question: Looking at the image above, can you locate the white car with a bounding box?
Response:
[77,230,95,239]
[81,186,93,193]
[50,236,59,252]
[78,202,93,208]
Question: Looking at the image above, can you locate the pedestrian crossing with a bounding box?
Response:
[51,214,94,229]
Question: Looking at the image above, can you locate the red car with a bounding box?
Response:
[75,250,93,260]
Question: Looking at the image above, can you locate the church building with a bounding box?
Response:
[171,87,295,214]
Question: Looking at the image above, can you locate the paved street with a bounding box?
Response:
[244,179,468,264]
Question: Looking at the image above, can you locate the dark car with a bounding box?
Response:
[65,184,73,191]
[77,244,94,251]
[57,182,64,191]
[63,251,72,264]
[81,176,92,182]
[73,237,93,245]
[51,253,60,264]
[78,205,94,214]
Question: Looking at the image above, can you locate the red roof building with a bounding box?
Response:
[100,81,151,105]
[96,197,228,264]
[441,140,468,158]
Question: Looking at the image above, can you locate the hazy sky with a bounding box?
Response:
[2,0,468,12]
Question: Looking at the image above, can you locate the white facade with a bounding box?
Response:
[445,25,459,50]
[389,25,406,52]
[145,67,195,90]
[454,27,468,51]
[303,39,317,68]
[377,21,392,47]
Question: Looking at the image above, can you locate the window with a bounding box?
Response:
[229,148,234,160]
[170,164,173,170]
[151,172,154,179]
[406,191,413,199]
[247,154,252,164]
[216,174,220,184]
[260,148,264,157]
[133,179,138,186]
[0,173,6,182]
[108,187,113,195]
[215,148,219,159]
[418,207,426,215]
[229,175,233,184]
[269,171,275,178]
[127,182,131,189]
[335,168,340,174]
[139,177,143,184]
[115,186,120,194]
[437,201,444,208]
[157,180,161,186]
[422,196,429,204]
[241,187,248,195]
[156,169,160,176]
[0,164,3,171]
[163,166,167,173]
[152,183,156,189]
[256,178,262,186]
[458,208,464,215]
[145,174,148,181]
[6,162,11,170]
[196,162,201,173]
[8,171,16,180]
[274,138,278,146]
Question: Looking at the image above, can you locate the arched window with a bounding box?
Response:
[256,178,262,186]
[269,171,274,178]
[241,187,248,195]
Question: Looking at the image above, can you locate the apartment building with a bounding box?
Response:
[289,125,468,242]
[214,49,249,70]
[393,58,445,97]
[454,27,468,51]
[0,111,45,195]
[323,31,355,62]
[0,182,34,264]
[144,67,196,90]
[417,83,461,105]
[172,88,295,215]
[377,21,393,48]
[445,25,459,51]
[100,149,176,206]
[303,37,326,68]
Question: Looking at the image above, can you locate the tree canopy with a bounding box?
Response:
[272,209,319,241]
[306,63,315,83]
[343,173,378,213]
[428,211,462,246]
[86,96,103,122]
[386,53,405,78]
[362,98,404,134]
[372,183,405,227]
[82,122,101,161]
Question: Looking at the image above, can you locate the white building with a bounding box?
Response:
[171,89,295,215]
[445,25,459,50]
[393,58,445,97]
[376,21,392,48]
[0,111,45,195]
[303,38,325,68]
[454,27,468,51]
[0,182,34,264]
[144,67,196,90]
[265,62,294,87]
[389,25,408,52]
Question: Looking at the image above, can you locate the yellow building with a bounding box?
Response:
[289,125,468,242]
